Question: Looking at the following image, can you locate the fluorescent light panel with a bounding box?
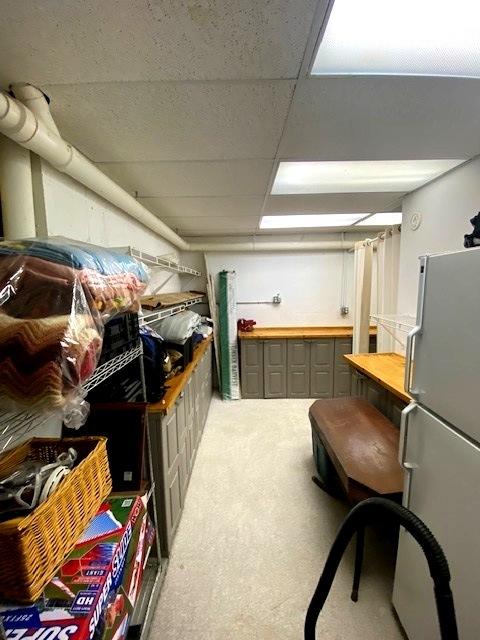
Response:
[271,160,463,195]
[260,214,367,229]
[312,0,480,78]
[355,212,402,226]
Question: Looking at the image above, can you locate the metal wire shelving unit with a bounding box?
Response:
[139,295,205,327]
[0,343,143,452]
[122,246,202,276]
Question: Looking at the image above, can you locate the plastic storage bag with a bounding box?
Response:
[0,237,149,432]
[153,309,201,342]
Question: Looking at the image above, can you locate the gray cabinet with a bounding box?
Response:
[364,378,388,413]
[264,339,287,399]
[287,340,310,398]
[310,339,334,398]
[333,338,353,398]
[240,340,264,399]
[239,336,364,399]
[149,342,213,556]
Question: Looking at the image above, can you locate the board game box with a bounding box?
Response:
[0,495,154,640]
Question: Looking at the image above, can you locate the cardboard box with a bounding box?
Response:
[98,512,155,640]
[0,496,153,640]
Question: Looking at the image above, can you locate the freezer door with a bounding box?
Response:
[393,404,480,640]
[407,248,480,441]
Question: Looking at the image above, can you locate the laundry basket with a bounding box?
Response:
[0,436,111,602]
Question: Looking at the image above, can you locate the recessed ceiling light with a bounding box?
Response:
[312,0,480,78]
[271,160,463,195]
[355,212,403,226]
[260,214,368,229]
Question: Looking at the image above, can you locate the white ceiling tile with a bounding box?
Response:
[0,0,319,86]
[162,215,259,236]
[138,196,264,218]
[45,81,294,162]
[265,193,403,214]
[98,160,273,196]
[279,77,480,160]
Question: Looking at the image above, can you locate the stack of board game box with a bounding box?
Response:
[0,495,155,640]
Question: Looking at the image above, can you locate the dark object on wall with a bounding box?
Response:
[87,357,145,403]
[63,403,146,492]
[140,332,168,402]
[166,337,193,371]
[98,312,139,365]
[304,497,458,640]
[464,212,480,248]
[237,318,256,332]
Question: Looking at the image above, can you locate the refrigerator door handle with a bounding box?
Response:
[404,325,421,397]
[399,402,417,466]
[404,255,428,398]
[399,403,417,507]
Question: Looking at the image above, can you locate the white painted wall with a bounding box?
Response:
[204,249,355,326]
[398,158,477,316]
[38,160,182,294]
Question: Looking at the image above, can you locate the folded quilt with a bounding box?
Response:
[0,314,102,411]
[0,254,95,318]
[0,359,68,409]
[0,255,146,319]
[0,239,148,281]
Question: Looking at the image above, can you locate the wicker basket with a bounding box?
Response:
[0,436,112,602]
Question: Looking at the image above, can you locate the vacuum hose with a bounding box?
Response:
[304,497,458,640]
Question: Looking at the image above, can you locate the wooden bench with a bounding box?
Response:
[309,397,404,503]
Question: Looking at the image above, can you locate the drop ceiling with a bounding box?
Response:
[0,0,479,237]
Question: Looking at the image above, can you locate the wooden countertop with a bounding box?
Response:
[343,352,411,403]
[148,335,213,414]
[238,326,377,340]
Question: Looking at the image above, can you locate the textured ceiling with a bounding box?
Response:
[0,0,478,237]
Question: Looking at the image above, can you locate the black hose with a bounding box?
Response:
[304,497,458,640]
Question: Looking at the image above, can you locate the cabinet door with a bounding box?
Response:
[240,340,264,398]
[166,459,182,538]
[263,340,287,398]
[364,378,388,414]
[389,396,406,428]
[178,431,189,506]
[164,409,180,472]
[310,339,334,398]
[160,409,183,550]
[287,340,310,398]
[333,338,353,397]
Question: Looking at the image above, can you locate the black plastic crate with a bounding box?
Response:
[98,312,139,365]
[166,336,193,371]
[87,357,145,403]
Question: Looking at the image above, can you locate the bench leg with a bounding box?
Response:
[311,475,343,500]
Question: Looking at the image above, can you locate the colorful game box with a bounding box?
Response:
[98,510,155,640]
[0,495,154,640]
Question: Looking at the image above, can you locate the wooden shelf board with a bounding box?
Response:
[238,326,377,340]
[343,352,411,403]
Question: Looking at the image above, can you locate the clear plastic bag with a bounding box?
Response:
[0,237,149,436]
[153,309,201,342]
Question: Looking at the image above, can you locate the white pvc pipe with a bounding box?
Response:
[189,240,354,252]
[0,90,189,251]
[0,87,358,254]
[11,83,60,136]
[0,135,36,239]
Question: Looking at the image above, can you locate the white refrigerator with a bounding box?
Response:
[393,247,480,640]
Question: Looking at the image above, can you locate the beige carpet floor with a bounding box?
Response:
[150,397,405,640]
